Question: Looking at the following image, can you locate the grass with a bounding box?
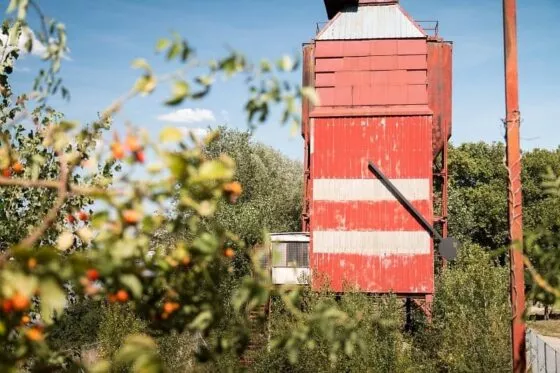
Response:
[528,320,560,338]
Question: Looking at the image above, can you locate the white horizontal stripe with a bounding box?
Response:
[270,233,310,243]
[313,231,430,255]
[272,267,310,285]
[313,178,429,201]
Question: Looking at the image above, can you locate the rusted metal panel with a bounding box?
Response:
[427,39,452,157]
[317,4,425,40]
[315,72,335,87]
[397,39,427,54]
[312,253,433,293]
[315,57,344,72]
[316,40,423,58]
[313,200,431,230]
[309,115,433,294]
[398,55,428,69]
[370,40,398,56]
[312,116,432,178]
[310,105,432,117]
[315,40,426,65]
[316,87,335,106]
[313,39,428,111]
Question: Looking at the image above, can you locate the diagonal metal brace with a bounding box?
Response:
[367,161,443,242]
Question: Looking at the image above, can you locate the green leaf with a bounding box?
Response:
[192,233,218,255]
[111,240,137,260]
[165,80,190,106]
[155,38,170,52]
[88,360,110,373]
[159,126,183,143]
[164,153,184,179]
[131,58,151,72]
[301,86,320,106]
[120,274,143,298]
[1,271,38,299]
[188,310,213,331]
[39,278,66,324]
[196,75,214,87]
[195,160,234,182]
[60,120,78,131]
[23,30,32,53]
[115,334,160,370]
[260,59,272,72]
[91,211,109,229]
[166,42,181,60]
[133,75,157,95]
[8,22,21,46]
[278,55,295,71]
[16,0,28,20]
[6,0,18,14]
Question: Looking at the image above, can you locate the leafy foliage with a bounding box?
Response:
[204,126,303,246]
[251,291,421,373]
[414,244,511,372]
[0,2,353,372]
[448,142,560,252]
[524,167,560,311]
[447,142,509,250]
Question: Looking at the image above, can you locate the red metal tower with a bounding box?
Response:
[301,0,452,300]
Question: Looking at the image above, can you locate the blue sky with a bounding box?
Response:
[11,0,560,161]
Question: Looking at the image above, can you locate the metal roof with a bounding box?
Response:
[317,4,426,40]
[323,0,399,19]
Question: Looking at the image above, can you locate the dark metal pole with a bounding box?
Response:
[503,0,526,371]
[367,162,443,242]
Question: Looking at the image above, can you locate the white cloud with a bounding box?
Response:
[0,29,47,58]
[0,29,71,61]
[156,108,215,124]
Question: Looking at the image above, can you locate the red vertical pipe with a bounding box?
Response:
[441,117,449,269]
[302,43,315,232]
[503,0,525,371]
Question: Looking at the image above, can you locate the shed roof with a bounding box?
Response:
[317,4,426,40]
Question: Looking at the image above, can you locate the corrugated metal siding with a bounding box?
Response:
[312,253,433,293]
[317,4,425,40]
[313,179,429,201]
[427,40,453,157]
[309,116,434,293]
[313,231,430,255]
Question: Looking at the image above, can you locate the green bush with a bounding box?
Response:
[414,243,511,372]
[97,303,148,363]
[251,291,423,373]
[48,298,103,352]
[156,330,196,372]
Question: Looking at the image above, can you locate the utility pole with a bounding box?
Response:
[502,0,525,371]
